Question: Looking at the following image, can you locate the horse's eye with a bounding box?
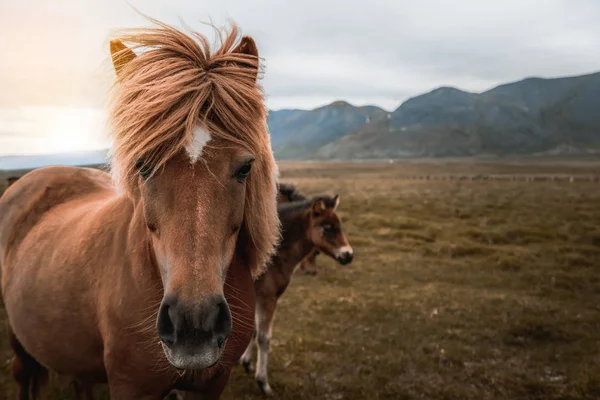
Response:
[135,159,152,180]
[234,162,252,182]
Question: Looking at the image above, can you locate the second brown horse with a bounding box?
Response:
[276,183,320,276]
[240,187,353,395]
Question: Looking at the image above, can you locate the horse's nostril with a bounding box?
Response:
[157,294,231,359]
[337,252,353,265]
[212,297,232,345]
[157,300,176,346]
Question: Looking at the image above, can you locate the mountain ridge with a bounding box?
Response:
[2,71,599,169]
[271,71,600,160]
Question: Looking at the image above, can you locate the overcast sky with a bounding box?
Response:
[1,0,600,155]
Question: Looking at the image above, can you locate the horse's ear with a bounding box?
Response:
[312,199,326,215]
[333,194,340,210]
[233,36,259,58]
[232,36,259,81]
[110,39,136,77]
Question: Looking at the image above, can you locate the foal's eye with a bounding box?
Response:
[322,224,334,234]
[234,162,253,182]
[135,159,153,180]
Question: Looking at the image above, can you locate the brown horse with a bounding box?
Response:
[276,183,320,276]
[240,194,353,396]
[276,182,305,204]
[6,177,20,188]
[0,19,279,400]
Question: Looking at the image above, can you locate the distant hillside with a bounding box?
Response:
[268,101,387,159]
[2,72,599,170]
[270,72,600,159]
[0,150,108,170]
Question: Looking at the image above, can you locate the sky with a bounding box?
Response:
[1,0,600,155]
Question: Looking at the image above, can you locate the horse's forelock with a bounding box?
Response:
[108,17,267,194]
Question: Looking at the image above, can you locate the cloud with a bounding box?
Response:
[2,0,600,110]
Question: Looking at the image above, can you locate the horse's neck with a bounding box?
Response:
[81,194,165,353]
[277,212,314,277]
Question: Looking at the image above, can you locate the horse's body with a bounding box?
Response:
[240,194,353,396]
[0,19,278,400]
[1,166,255,397]
[276,183,319,276]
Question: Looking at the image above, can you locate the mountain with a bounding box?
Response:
[270,71,600,159]
[2,71,599,170]
[268,101,387,159]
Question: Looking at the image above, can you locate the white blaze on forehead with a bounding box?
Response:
[186,125,211,163]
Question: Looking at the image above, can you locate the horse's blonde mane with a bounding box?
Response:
[108,18,278,276]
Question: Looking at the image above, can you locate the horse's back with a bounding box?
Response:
[277,182,306,204]
[0,166,114,266]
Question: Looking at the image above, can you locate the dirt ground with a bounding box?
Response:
[1,160,599,399]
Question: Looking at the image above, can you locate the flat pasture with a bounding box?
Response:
[1,160,599,399]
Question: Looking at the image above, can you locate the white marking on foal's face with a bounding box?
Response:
[185,125,211,163]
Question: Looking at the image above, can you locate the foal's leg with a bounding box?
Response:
[239,329,256,373]
[9,327,48,400]
[254,299,277,396]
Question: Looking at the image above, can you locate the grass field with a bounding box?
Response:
[1,160,600,399]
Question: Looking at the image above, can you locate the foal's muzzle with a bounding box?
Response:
[157,294,232,370]
[336,248,354,265]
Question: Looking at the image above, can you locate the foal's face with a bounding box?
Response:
[309,196,354,265]
[138,140,254,370]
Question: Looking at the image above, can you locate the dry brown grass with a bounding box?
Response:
[1,160,600,399]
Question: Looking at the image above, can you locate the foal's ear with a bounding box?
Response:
[110,39,137,77]
[332,194,340,210]
[312,199,327,215]
[232,36,259,81]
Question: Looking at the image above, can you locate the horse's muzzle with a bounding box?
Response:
[336,250,354,265]
[157,294,232,370]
